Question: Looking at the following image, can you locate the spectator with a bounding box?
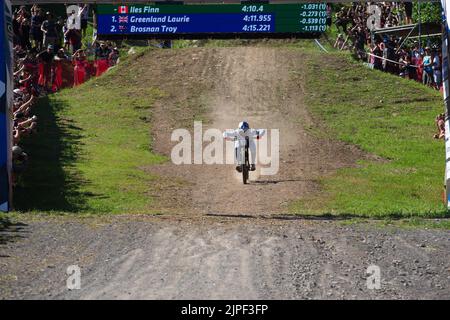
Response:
[434,113,445,139]
[335,8,350,33]
[36,44,54,92]
[95,42,111,77]
[30,6,44,50]
[18,14,31,50]
[72,49,88,86]
[326,3,332,27]
[334,33,346,50]
[52,48,68,91]
[41,12,58,49]
[12,146,28,186]
[108,47,120,67]
[65,28,82,53]
[372,41,383,71]
[432,49,442,90]
[55,16,66,50]
[79,4,89,38]
[404,1,413,24]
[422,47,433,87]
[416,52,424,83]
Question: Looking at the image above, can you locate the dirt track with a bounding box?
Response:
[1,215,449,299]
[145,47,369,215]
[1,47,449,299]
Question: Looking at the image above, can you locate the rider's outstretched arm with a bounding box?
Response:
[223,129,238,141]
[252,129,266,139]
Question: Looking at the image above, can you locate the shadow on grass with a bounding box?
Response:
[13,96,91,212]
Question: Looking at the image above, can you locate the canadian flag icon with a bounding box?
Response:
[118,6,128,14]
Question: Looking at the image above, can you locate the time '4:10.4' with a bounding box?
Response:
[241,5,264,12]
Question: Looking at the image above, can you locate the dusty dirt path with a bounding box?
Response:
[1,215,449,299]
[145,47,368,215]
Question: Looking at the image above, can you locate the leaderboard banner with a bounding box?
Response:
[96,3,327,39]
[0,0,13,212]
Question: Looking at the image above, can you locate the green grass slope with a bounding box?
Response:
[291,49,447,218]
[14,51,166,214]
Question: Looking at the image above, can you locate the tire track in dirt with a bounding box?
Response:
[145,46,368,215]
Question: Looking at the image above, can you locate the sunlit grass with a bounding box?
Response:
[14,52,166,214]
[290,51,447,218]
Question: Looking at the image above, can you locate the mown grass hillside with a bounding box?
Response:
[291,49,447,218]
[14,50,166,214]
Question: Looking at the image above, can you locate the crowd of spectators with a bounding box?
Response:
[11,4,120,184]
[333,2,442,90]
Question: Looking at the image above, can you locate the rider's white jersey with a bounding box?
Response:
[223,128,266,148]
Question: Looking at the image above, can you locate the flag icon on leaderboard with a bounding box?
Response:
[118,6,128,14]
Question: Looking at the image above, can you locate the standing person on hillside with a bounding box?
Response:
[30,6,44,50]
[19,17,31,50]
[373,40,383,71]
[334,34,346,50]
[79,4,89,38]
[12,11,21,46]
[432,49,442,90]
[335,8,349,33]
[41,12,58,49]
[65,28,82,54]
[62,20,70,51]
[326,3,332,27]
[422,47,434,87]
[55,17,66,50]
[386,37,397,74]
[72,49,88,86]
[52,49,67,92]
[95,42,111,77]
[108,47,120,67]
[403,1,413,24]
[410,44,420,81]
[399,53,410,78]
[381,38,388,72]
[416,52,424,83]
[36,44,54,92]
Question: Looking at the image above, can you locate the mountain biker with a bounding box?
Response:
[223,121,266,173]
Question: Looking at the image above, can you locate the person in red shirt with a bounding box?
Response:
[65,28,82,53]
[36,44,54,91]
[95,42,111,77]
[416,53,424,84]
[72,49,87,86]
[52,49,67,91]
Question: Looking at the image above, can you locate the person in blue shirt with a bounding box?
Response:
[422,47,433,87]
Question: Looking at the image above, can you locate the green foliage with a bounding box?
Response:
[413,2,442,24]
